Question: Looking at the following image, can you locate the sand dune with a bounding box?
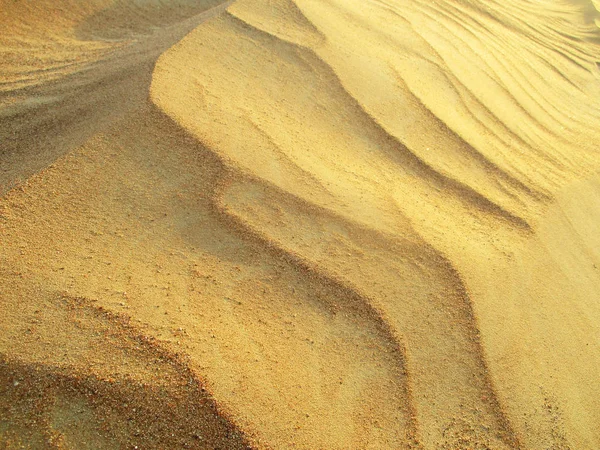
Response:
[1,0,600,448]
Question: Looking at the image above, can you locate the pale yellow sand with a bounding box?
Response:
[1,0,600,448]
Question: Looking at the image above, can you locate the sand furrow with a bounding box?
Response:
[158,8,533,231]
[402,1,594,169]
[2,100,419,448]
[0,285,252,449]
[3,0,600,447]
[219,175,520,448]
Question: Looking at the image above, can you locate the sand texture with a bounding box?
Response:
[1,0,600,448]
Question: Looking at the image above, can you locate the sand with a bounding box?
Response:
[1,0,600,448]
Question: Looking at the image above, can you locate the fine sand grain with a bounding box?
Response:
[1,0,600,448]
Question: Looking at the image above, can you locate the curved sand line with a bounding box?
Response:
[0,289,250,448]
[2,0,600,448]
[151,0,600,447]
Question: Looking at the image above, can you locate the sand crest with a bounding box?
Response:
[1,0,600,448]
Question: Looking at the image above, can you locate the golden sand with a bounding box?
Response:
[1,0,600,448]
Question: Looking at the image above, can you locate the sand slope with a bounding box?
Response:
[2,0,600,448]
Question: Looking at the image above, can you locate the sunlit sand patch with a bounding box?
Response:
[1,0,600,448]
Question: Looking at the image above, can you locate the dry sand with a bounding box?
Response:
[1,0,600,448]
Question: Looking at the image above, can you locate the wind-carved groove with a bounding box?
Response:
[410,0,599,144]
[174,9,524,444]
[390,13,576,187]
[430,0,600,72]
[206,175,421,447]
[210,168,521,448]
[438,67,571,184]
[432,258,523,450]
[242,116,336,196]
[388,67,550,205]
[412,1,581,149]
[0,292,253,449]
[135,103,420,446]
[225,10,533,232]
[228,0,327,45]
[153,4,527,446]
[144,101,420,444]
[433,64,566,183]
[377,0,591,139]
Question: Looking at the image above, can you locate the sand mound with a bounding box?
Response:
[2,0,600,448]
[0,0,230,193]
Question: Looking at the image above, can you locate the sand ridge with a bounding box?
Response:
[2,0,600,448]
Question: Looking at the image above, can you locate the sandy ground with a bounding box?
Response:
[1,0,600,448]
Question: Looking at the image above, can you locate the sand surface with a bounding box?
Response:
[1,0,600,448]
